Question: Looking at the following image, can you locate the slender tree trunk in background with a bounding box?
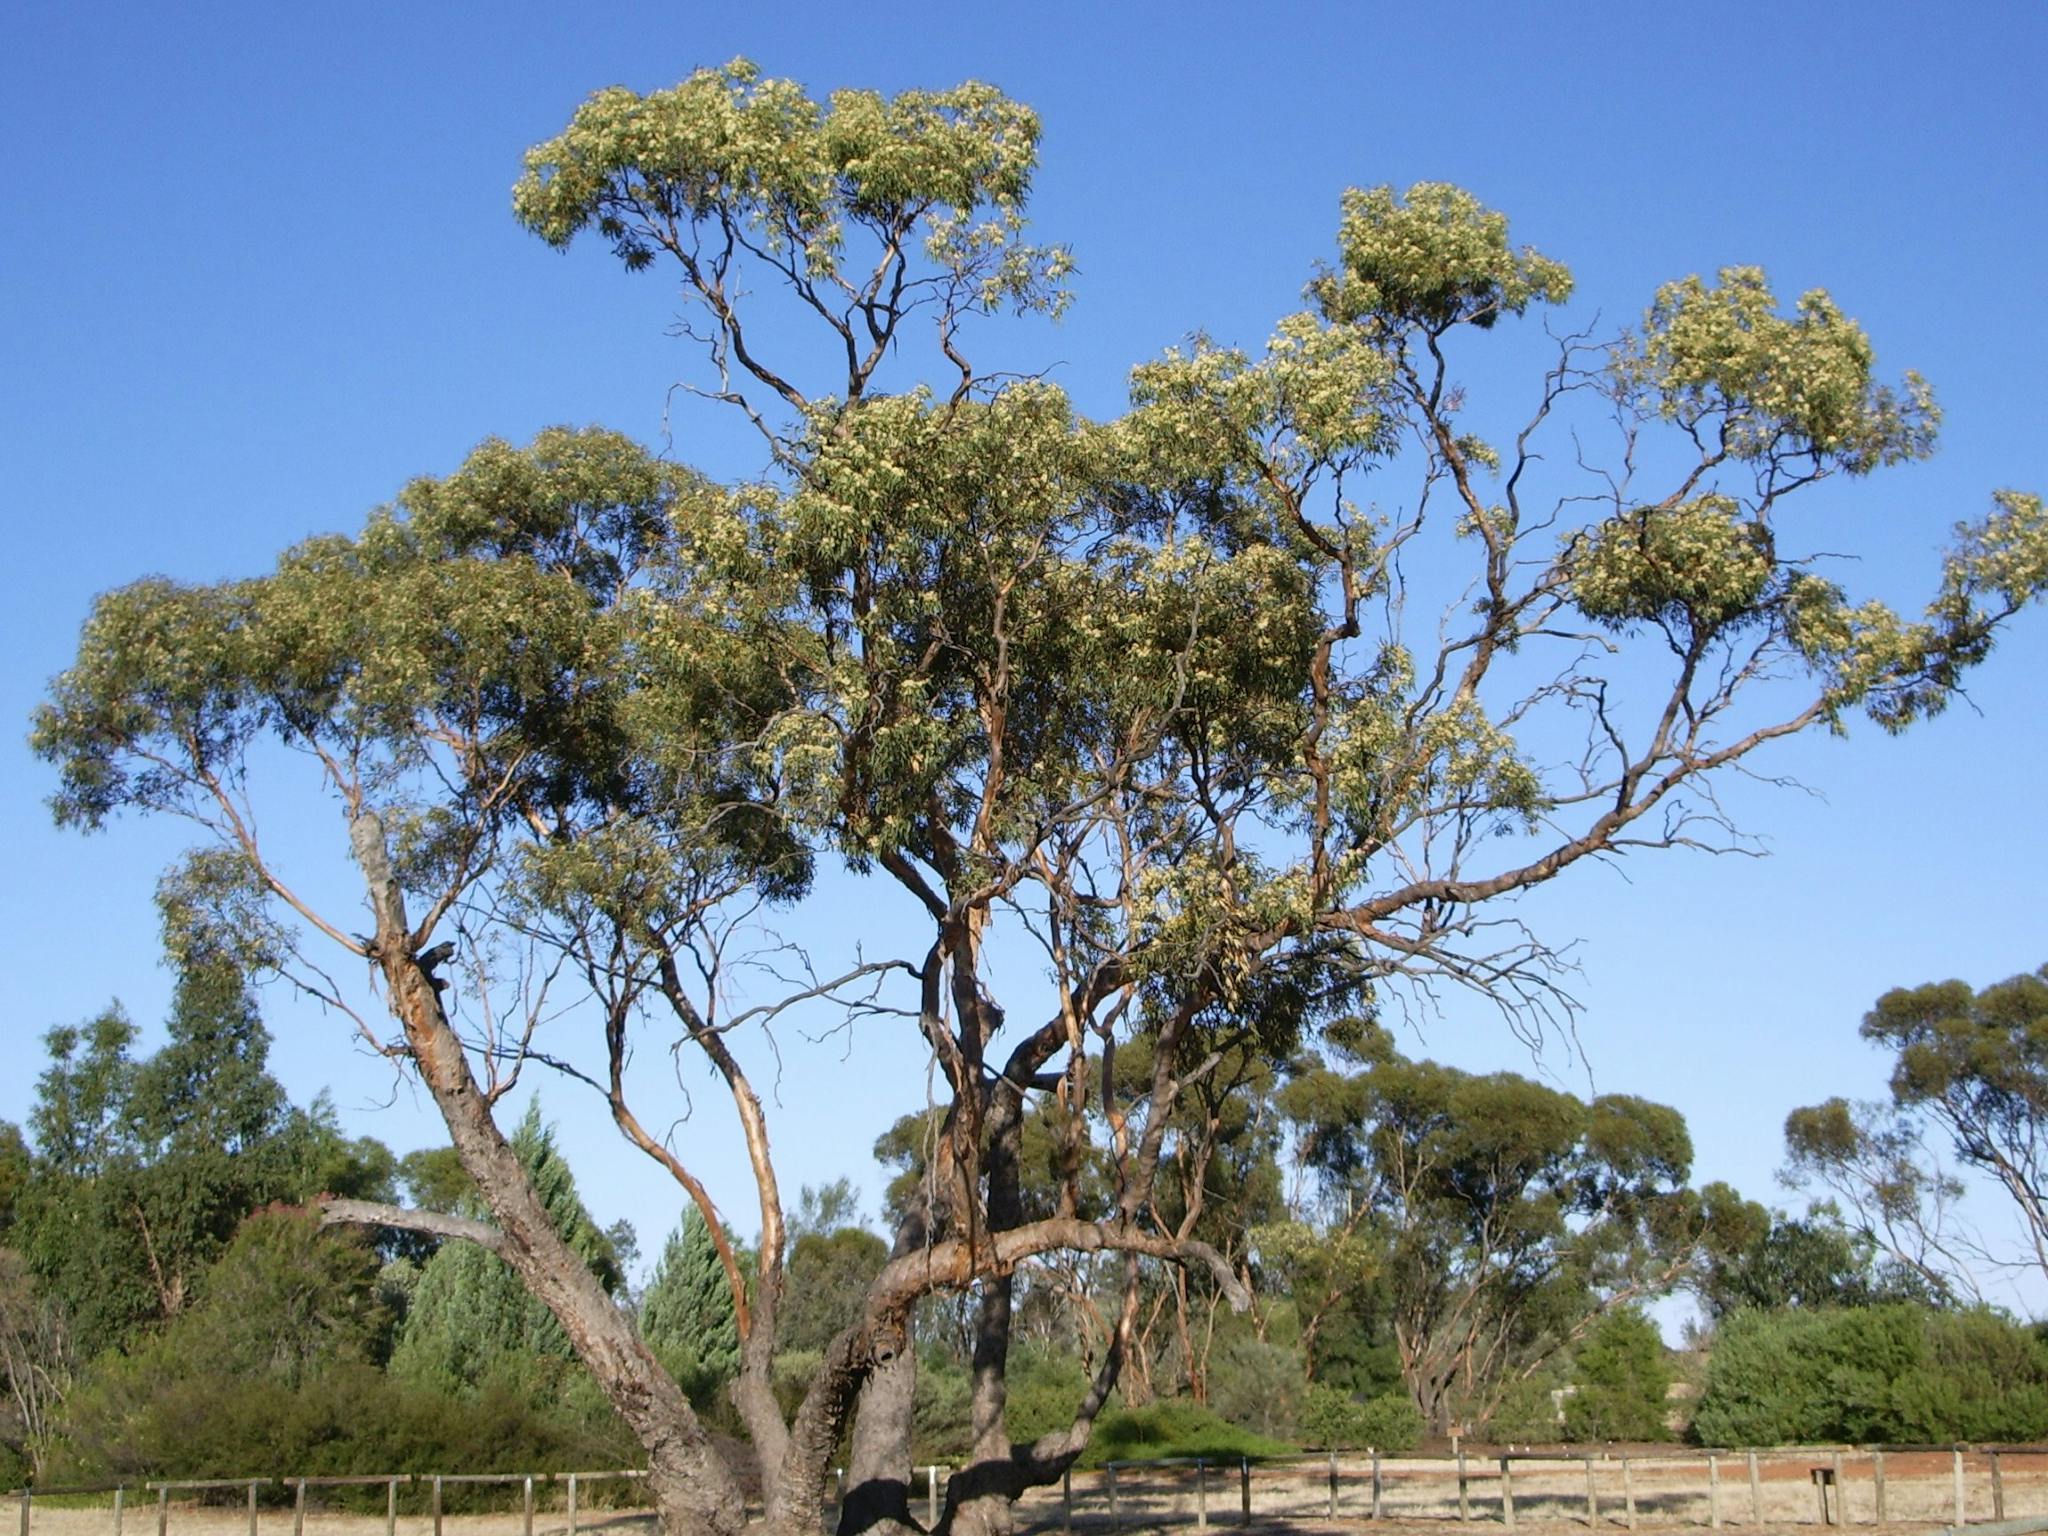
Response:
[1171,1270,1202,1404]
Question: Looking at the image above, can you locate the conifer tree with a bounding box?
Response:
[390,1104,619,1394]
[641,1208,740,1407]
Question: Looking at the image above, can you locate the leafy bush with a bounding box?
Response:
[912,1354,973,1462]
[1691,1304,2048,1446]
[1487,1367,1569,1444]
[1300,1382,1365,1447]
[1565,1309,1673,1442]
[1005,1346,1091,1446]
[1354,1395,1424,1452]
[1079,1400,1292,1467]
[47,1210,637,1491]
[51,1361,637,1491]
[909,1343,1091,1463]
[1300,1384,1420,1450]
[1205,1336,1305,1440]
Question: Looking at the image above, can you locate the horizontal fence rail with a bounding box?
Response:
[15,1447,2048,1533]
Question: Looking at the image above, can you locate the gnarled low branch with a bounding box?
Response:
[316,1197,510,1256]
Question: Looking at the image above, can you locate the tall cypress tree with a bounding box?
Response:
[389,1103,620,1395]
[640,1207,738,1406]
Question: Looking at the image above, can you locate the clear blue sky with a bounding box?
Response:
[4,0,2045,1306]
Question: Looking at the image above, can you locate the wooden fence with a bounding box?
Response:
[13,1448,2048,1532]
[1026,1446,2048,1530]
[7,1472,645,1536]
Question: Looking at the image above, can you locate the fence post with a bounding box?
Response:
[1873,1453,1886,1526]
[293,1480,306,1536]
[1747,1452,1761,1526]
[383,1479,396,1536]
[1061,1468,1072,1535]
[157,1485,168,1536]
[1329,1453,1339,1522]
[1500,1458,1515,1529]
[432,1477,444,1536]
[16,1489,27,1536]
[1952,1448,1965,1527]
[1622,1458,1636,1531]
[114,1487,125,1536]
[928,1467,939,1530]
[1585,1457,1599,1526]
[246,1482,258,1536]
[1459,1449,1470,1522]
[1240,1457,1251,1527]
[1196,1460,1208,1532]
[1992,1452,2006,1522]
[1107,1465,1120,1533]
[1709,1454,1721,1530]
[522,1477,534,1536]
[1372,1450,1384,1521]
[566,1473,578,1536]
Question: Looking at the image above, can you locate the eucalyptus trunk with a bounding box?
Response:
[351,813,749,1536]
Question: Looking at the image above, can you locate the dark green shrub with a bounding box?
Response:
[1302,1385,1423,1451]
[1079,1400,1291,1467]
[1692,1305,2048,1446]
[51,1361,637,1491]
[1488,1369,1568,1444]
[1005,1346,1091,1446]
[1300,1382,1369,1448]
[911,1354,973,1462]
[1205,1336,1304,1440]
[1565,1309,1673,1442]
[1353,1395,1423,1452]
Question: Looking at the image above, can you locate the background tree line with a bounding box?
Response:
[10,955,2048,1491]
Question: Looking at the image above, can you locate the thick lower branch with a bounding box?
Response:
[316,1198,510,1255]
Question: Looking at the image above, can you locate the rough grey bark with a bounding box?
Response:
[840,1350,920,1536]
[944,1062,1029,1536]
[840,1201,936,1536]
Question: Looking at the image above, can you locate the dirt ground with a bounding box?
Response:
[16,1451,2047,1535]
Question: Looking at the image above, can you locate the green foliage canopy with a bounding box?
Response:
[1692,1304,2048,1447]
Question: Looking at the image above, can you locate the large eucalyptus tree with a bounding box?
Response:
[34,59,2048,1536]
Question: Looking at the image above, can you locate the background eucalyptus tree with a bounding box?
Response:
[1277,1029,1751,1433]
[32,59,2048,1536]
[1785,963,2048,1306]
